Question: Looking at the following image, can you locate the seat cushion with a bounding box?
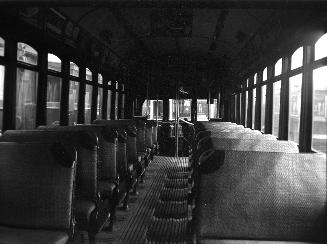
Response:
[75,200,96,227]
[199,240,315,244]
[0,226,69,244]
[99,180,116,199]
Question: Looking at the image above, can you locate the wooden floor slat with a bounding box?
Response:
[80,156,191,244]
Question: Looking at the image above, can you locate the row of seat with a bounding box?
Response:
[191,121,326,243]
[0,118,158,244]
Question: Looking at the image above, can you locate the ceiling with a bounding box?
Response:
[56,5,326,96]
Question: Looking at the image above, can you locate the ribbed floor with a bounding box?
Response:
[78,156,192,244]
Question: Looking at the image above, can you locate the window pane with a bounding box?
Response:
[16,68,38,129]
[209,99,218,119]
[234,95,237,122]
[312,66,327,154]
[107,90,112,119]
[70,62,79,77]
[315,33,327,61]
[97,87,103,119]
[245,91,248,126]
[239,93,242,123]
[252,89,256,129]
[288,74,302,143]
[275,58,282,76]
[142,100,164,120]
[86,68,92,81]
[272,80,281,137]
[262,67,267,81]
[115,90,119,119]
[261,85,266,132]
[291,47,303,70]
[17,43,38,65]
[46,75,61,125]
[195,99,208,121]
[0,37,4,56]
[0,65,4,132]
[48,54,61,72]
[85,84,92,123]
[254,73,257,85]
[69,81,79,125]
[122,93,125,118]
[98,74,103,84]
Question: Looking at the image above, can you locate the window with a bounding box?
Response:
[245,91,248,126]
[16,43,38,130]
[17,43,37,65]
[48,54,61,72]
[315,33,327,61]
[86,68,92,81]
[142,100,164,120]
[107,83,112,119]
[115,82,119,119]
[288,74,302,143]
[272,81,281,137]
[70,62,79,77]
[262,67,267,81]
[0,37,4,56]
[98,74,103,84]
[68,81,79,125]
[0,65,4,132]
[275,58,282,76]
[254,73,257,85]
[234,95,237,122]
[169,99,192,121]
[291,47,303,70]
[46,54,62,125]
[312,66,327,154]
[16,69,38,129]
[46,75,61,125]
[252,88,256,129]
[239,93,242,123]
[261,85,266,132]
[85,84,92,124]
[209,99,219,119]
[97,87,103,119]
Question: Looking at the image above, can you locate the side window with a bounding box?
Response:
[312,34,327,154]
[16,43,38,129]
[47,54,62,125]
[288,74,302,144]
[85,68,92,124]
[0,37,4,132]
[69,62,79,125]
[261,85,266,132]
[291,47,303,70]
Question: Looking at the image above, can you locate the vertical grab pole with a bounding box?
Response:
[175,81,179,157]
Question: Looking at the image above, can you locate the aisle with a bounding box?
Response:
[85,156,192,244]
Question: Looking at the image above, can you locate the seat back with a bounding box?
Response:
[135,120,146,153]
[38,124,118,181]
[196,137,298,160]
[117,129,128,178]
[0,142,76,235]
[1,130,98,201]
[195,150,326,242]
[145,122,153,148]
[94,119,137,164]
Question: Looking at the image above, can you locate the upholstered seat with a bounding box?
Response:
[0,226,69,244]
[75,200,96,227]
[99,180,117,199]
[195,150,326,243]
[0,142,76,244]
